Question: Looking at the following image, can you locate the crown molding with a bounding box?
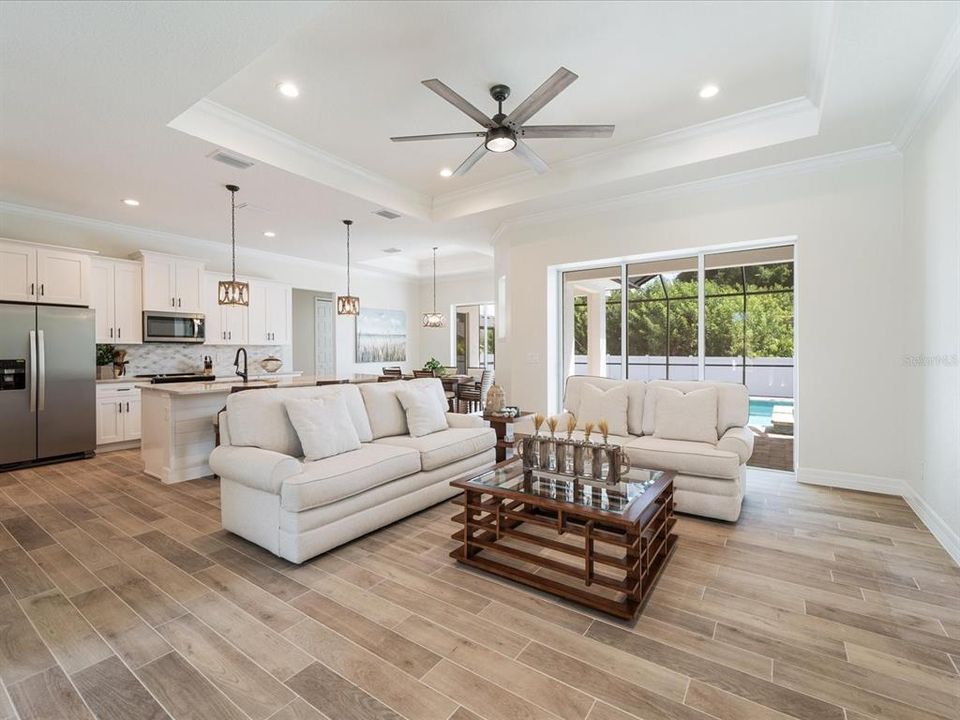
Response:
[894,18,960,150]
[431,96,821,222]
[0,201,415,282]
[168,99,433,221]
[493,142,900,237]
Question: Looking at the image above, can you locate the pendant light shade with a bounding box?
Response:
[337,219,360,316]
[218,184,249,306]
[422,247,445,328]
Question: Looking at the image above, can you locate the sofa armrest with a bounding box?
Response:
[717,426,754,465]
[209,445,302,494]
[445,413,486,429]
[514,411,574,437]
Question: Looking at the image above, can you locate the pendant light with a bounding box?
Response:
[218,184,249,306]
[422,246,445,327]
[337,219,360,315]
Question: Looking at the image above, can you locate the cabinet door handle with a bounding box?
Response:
[40,284,44,296]
[109,327,113,338]
[178,297,181,307]
[171,297,175,307]
[30,282,34,296]
[118,402,122,413]
[117,327,121,339]
[228,331,231,340]
[126,402,130,412]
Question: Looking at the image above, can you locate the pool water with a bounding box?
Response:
[748,398,794,428]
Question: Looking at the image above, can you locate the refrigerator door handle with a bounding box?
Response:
[37,329,46,411]
[29,330,37,413]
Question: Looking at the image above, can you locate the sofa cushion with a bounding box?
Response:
[358,381,409,439]
[284,396,361,461]
[564,376,646,435]
[280,443,420,512]
[375,427,496,471]
[653,386,718,444]
[396,383,449,438]
[625,436,740,479]
[575,383,629,437]
[642,380,747,436]
[227,384,372,455]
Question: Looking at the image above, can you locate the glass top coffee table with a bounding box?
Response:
[450,457,677,620]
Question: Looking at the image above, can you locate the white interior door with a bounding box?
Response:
[315,297,335,376]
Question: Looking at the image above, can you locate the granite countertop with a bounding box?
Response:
[98,371,303,385]
[138,373,378,396]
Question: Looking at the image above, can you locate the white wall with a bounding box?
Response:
[902,67,960,557]
[417,271,493,367]
[0,208,420,377]
[496,152,908,483]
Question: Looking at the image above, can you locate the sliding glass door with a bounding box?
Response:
[562,266,622,379]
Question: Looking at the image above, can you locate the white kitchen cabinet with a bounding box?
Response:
[90,258,142,343]
[203,273,248,345]
[137,251,204,313]
[248,280,290,345]
[0,240,89,306]
[96,383,141,447]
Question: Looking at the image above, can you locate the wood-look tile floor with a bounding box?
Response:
[1,450,958,720]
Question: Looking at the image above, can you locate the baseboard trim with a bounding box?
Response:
[796,466,960,566]
[796,467,904,495]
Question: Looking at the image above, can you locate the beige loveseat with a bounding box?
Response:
[209,379,496,562]
[516,376,753,521]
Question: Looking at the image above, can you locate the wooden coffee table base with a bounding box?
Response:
[450,479,676,620]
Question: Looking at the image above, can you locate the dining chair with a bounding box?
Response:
[458,369,493,413]
[412,369,436,378]
[382,366,402,378]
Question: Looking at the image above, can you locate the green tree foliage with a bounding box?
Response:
[572,263,794,359]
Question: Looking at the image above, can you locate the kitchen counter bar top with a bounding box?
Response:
[98,371,303,385]
[137,373,378,395]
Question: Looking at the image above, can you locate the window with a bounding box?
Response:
[454,303,496,372]
[562,266,622,378]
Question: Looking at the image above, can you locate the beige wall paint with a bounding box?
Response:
[495,153,907,483]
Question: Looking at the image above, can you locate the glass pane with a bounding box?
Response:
[563,267,621,379]
[662,270,698,299]
[745,262,794,292]
[704,267,743,295]
[746,291,794,358]
[705,363,743,385]
[746,364,793,400]
[667,297,698,379]
[705,295,744,359]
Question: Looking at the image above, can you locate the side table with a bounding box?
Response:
[482,411,533,462]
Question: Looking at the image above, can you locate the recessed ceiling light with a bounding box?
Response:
[699,84,719,99]
[276,82,299,98]
[263,231,276,238]
[439,168,453,178]
[122,198,140,206]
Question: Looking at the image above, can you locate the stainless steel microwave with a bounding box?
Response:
[142,311,205,343]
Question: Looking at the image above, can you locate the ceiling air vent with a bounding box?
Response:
[208,149,255,170]
[372,208,402,220]
[382,247,403,254]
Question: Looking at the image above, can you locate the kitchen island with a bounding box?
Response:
[139,374,377,483]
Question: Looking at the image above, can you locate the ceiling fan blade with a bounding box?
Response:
[513,140,549,174]
[520,124,615,139]
[452,144,487,177]
[422,79,495,129]
[390,131,486,142]
[504,67,578,129]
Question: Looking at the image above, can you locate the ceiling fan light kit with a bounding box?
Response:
[337,219,360,316]
[390,67,614,176]
[218,184,250,306]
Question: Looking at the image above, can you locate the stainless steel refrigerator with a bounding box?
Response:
[0,303,95,467]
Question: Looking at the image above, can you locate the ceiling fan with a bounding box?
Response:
[390,67,614,177]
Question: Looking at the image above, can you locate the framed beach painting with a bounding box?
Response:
[356,307,407,363]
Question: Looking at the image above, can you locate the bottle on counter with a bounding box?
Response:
[203,355,213,376]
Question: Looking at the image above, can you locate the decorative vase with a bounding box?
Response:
[485,384,505,413]
[259,356,282,373]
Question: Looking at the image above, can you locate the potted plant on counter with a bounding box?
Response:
[96,344,115,380]
[423,357,447,377]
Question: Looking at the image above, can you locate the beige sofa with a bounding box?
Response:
[516,376,753,521]
[209,379,496,562]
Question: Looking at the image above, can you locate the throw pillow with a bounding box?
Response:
[396,383,449,438]
[576,383,629,437]
[653,386,718,444]
[284,396,361,461]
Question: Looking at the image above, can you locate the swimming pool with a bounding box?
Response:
[748,398,794,428]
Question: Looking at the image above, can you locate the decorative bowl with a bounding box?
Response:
[259,356,283,373]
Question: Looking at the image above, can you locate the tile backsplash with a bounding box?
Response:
[109,344,293,377]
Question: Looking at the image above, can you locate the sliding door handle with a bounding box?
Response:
[37,330,46,411]
[28,330,37,413]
